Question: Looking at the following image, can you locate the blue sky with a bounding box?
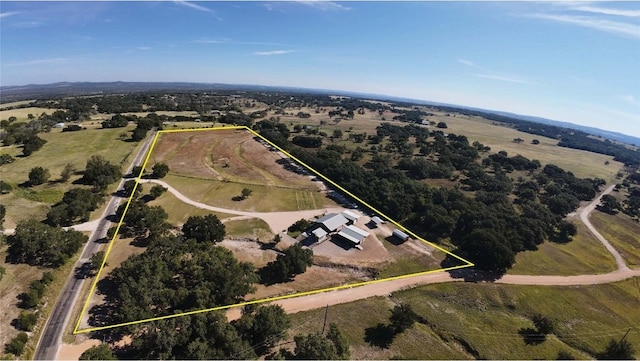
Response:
[1,1,639,137]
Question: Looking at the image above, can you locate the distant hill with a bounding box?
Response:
[1,81,638,147]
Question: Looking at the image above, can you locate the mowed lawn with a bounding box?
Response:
[589,211,640,268]
[146,190,235,226]
[0,126,140,225]
[286,280,640,360]
[162,174,331,212]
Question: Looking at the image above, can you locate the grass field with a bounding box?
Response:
[509,219,617,275]
[162,174,330,212]
[0,107,61,122]
[146,190,235,226]
[590,211,640,268]
[0,126,139,226]
[287,280,640,359]
[224,218,273,240]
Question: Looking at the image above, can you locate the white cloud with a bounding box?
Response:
[294,1,350,11]
[137,46,151,51]
[6,58,69,66]
[621,95,640,106]
[459,59,534,85]
[194,39,288,47]
[254,50,295,56]
[527,13,640,39]
[572,6,640,18]
[0,11,20,19]
[174,1,211,13]
[475,74,535,85]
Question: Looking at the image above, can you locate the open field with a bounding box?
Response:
[224,217,273,240]
[590,211,640,268]
[286,280,640,359]
[146,190,235,226]
[0,126,139,226]
[509,219,617,275]
[0,107,61,122]
[0,100,36,109]
[161,174,331,212]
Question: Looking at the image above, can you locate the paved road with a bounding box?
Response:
[33,130,157,361]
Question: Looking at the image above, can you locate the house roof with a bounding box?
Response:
[341,210,359,222]
[393,229,410,240]
[371,216,384,224]
[314,213,348,232]
[312,228,327,239]
[337,225,370,245]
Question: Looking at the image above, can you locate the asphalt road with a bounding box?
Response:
[33,130,157,361]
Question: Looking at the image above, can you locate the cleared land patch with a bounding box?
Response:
[590,211,640,268]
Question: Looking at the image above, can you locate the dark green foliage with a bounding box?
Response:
[79,344,116,360]
[28,166,50,185]
[0,265,5,282]
[182,214,226,243]
[6,220,87,268]
[532,314,554,334]
[390,303,418,333]
[293,135,323,148]
[151,162,169,178]
[0,180,12,194]
[288,218,313,233]
[17,310,38,331]
[90,251,107,272]
[597,338,635,360]
[46,188,104,226]
[262,244,313,283]
[293,332,340,360]
[131,165,144,177]
[0,204,5,229]
[0,153,14,165]
[233,305,291,355]
[122,179,142,197]
[62,124,83,132]
[5,332,28,356]
[91,236,257,327]
[326,323,350,359]
[116,199,169,238]
[101,114,131,128]
[22,135,47,156]
[82,155,122,191]
[149,184,167,199]
[597,194,620,214]
[131,127,148,141]
[436,121,448,128]
[458,229,515,272]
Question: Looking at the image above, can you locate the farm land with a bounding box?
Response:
[1,92,639,359]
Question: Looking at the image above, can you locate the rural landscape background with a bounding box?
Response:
[1,1,639,360]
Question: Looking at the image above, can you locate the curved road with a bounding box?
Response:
[33,130,157,361]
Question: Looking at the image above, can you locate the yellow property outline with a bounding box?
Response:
[73,125,474,334]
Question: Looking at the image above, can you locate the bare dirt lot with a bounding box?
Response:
[151,129,318,189]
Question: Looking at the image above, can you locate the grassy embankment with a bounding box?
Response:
[286,280,640,360]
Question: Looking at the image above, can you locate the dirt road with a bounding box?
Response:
[139,179,344,233]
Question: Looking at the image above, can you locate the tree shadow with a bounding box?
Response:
[364,323,396,349]
[518,327,546,345]
[440,255,505,282]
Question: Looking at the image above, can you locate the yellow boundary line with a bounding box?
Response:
[73,125,474,334]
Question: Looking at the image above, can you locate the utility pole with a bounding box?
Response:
[321,304,329,334]
[614,328,632,353]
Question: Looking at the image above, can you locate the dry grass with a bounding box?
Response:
[509,219,617,275]
[146,190,235,226]
[589,211,640,268]
[0,107,61,122]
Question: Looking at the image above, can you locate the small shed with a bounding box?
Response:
[311,228,328,242]
[337,225,370,246]
[341,210,359,225]
[392,229,410,242]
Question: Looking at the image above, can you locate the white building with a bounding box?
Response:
[337,225,370,246]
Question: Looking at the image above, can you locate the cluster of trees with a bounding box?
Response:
[6,219,88,267]
[261,243,313,284]
[1,119,48,157]
[292,135,323,148]
[82,155,122,191]
[46,188,104,226]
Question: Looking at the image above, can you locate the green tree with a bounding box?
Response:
[0,180,12,194]
[0,153,14,165]
[332,129,343,139]
[234,305,291,355]
[5,332,28,356]
[28,166,50,185]
[83,155,122,191]
[60,163,76,182]
[326,323,350,359]
[0,204,5,230]
[79,344,116,360]
[182,214,226,243]
[597,194,621,214]
[532,314,554,334]
[22,135,47,156]
[131,165,144,177]
[149,184,168,199]
[16,311,38,331]
[597,338,635,360]
[122,179,142,197]
[293,332,339,360]
[390,303,418,333]
[151,162,170,178]
[263,243,313,283]
[241,188,253,199]
[89,251,107,272]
